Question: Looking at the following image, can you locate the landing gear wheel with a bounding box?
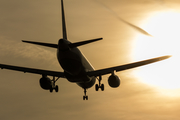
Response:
[83,96,88,100]
[95,84,99,91]
[50,87,53,93]
[55,85,59,92]
[100,84,104,91]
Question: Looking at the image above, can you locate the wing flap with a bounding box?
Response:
[87,55,171,77]
[0,64,65,77]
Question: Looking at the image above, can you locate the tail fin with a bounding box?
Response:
[61,0,67,40]
[22,0,103,48]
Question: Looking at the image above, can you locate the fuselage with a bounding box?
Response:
[57,39,96,89]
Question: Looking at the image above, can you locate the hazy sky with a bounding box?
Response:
[1,0,180,120]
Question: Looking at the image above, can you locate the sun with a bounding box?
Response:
[133,10,180,90]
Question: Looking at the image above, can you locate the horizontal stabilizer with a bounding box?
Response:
[22,37,102,49]
[22,40,58,48]
[69,38,103,48]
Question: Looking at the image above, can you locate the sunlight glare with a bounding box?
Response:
[133,10,180,91]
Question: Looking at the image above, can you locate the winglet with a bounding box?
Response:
[61,0,67,40]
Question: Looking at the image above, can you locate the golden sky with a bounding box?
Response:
[0,0,180,120]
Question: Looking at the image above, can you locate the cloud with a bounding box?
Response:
[0,36,57,64]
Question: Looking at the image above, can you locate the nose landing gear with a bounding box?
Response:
[83,88,88,100]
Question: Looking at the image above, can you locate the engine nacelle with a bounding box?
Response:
[108,74,120,88]
[39,76,52,90]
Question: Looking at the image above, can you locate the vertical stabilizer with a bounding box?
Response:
[61,0,67,40]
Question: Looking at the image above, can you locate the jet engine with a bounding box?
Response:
[108,73,120,88]
[39,76,52,90]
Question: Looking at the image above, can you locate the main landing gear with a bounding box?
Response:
[50,76,60,93]
[95,76,104,91]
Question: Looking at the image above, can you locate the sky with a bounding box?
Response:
[1,0,180,120]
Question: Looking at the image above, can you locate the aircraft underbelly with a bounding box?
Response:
[60,58,82,75]
[77,77,96,89]
[58,49,83,75]
[58,48,96,89]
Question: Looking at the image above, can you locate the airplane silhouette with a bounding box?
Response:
[0,0,170,100]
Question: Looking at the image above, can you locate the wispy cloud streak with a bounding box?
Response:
[0,36,56,63]
[93,0,152,36]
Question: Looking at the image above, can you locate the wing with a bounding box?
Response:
[0,64,65,77]
[87,55,171,77]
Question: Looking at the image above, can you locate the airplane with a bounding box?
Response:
[0,0,170,100]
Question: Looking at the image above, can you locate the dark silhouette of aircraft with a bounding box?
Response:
[0,0,170,100]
